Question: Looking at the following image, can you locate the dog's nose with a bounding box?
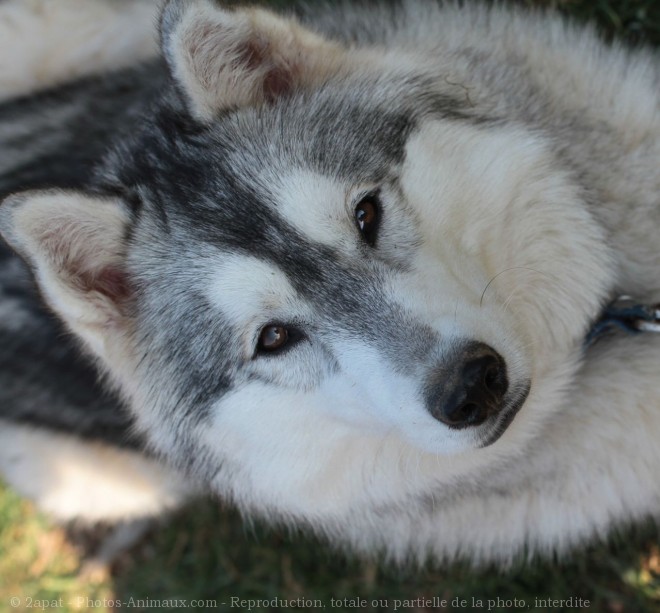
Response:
[426,343,508,428]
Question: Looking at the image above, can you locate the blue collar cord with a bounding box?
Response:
[585,296,660,347]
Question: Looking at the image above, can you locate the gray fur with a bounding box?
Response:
[0,239,136,445]
[0,53,168,445]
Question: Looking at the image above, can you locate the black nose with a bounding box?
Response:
[426,343,509,428]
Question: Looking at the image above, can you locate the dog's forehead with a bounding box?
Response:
[114,77,421,198]
[120,83,421,263]
[206,92,413,186]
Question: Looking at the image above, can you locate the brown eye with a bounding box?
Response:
[355,193,381,246]
[258,325,289,352]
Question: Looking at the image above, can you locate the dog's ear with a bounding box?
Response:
[160,0,344,120]
[0,190,130,359]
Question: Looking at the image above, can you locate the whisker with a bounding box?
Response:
[480,266,553,308]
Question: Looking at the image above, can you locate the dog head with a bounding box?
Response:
[0,0,613,518]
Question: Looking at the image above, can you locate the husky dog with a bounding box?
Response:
[0,0,658,564]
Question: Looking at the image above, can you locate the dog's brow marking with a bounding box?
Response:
[274,170,349,248]
[206,254,298,327]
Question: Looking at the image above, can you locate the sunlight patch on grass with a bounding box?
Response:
[0,482,114,613]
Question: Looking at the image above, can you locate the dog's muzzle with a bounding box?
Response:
[425,342,509,429]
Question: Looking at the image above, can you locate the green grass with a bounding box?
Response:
[0,484,115,612]
[1,483,660,612]
[113,504,660,613]
[516,0,660,45]
[261,0,660,45]
[1,1,659,612]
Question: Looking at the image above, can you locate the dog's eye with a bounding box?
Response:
[255,323,306,358]
[258,325,289,353]
[256,324,306,356]
[355,193,381,246]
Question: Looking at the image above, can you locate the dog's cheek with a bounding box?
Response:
[199,384,370,516]
[400,120,615,357]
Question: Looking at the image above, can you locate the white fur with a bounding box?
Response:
[0,0,160,101]
[0,420,194,522]
[206,254,307,358]
[275,172,355,249]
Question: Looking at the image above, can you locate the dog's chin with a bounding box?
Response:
[478,380,532,448]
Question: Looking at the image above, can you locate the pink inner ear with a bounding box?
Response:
[239,37,268,70]
[238,37,295,102]
[40,221,131,304]
[86,267,132,303]
[262,65,294,101]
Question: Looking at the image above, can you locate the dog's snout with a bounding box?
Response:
[426,343,508,428]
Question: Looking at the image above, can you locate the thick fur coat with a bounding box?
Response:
[0,0,658,564]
